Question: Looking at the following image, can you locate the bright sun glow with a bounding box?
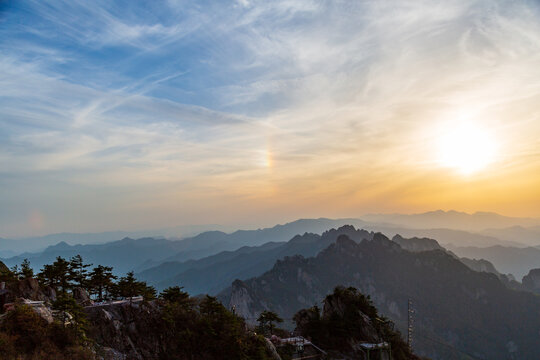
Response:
[437,122,497,175]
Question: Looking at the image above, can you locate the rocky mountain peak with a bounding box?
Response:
[522,268,540,293]
[322,225,374,243]
[335,234,357,249]
[44,241,71,252]
[392,234,443,252]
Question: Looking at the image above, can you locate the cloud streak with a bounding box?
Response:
[2,0,540,236]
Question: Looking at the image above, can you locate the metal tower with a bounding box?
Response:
[407,298,414,351]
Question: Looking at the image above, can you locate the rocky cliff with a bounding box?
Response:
[86,301,163,360]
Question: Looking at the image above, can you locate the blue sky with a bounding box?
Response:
[2,0,540,237]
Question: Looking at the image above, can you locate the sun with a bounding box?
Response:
[437,122,497,175]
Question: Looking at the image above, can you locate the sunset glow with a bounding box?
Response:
[437,122,498,175]
[1,0,540,236]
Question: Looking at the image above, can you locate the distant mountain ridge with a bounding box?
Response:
[0,224,232,255]
[4,210,537,256]
[0,237,187,275]
[480,226,540,247]
[1,218,371,275]
[447,244,540,279]
[3,215,536,287]
[137,226,516,297]
[0,231,168,255]
[362,210,540,232]
[137,225,375,293]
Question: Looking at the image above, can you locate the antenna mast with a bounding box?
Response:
[407,298,414,351]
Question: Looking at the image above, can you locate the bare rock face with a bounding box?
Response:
[522,269,540,293]
[460,257,499,274]
[264,338,283,360]
[73,287,94,306]
[96,347,127,360]
[85,301,162,360]
[0,260,8,273]
[7,278,56,303]
[228,279,261,324]
[23,300,55,324]
[42,286,57,302]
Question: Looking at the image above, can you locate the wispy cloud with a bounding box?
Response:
[1,0,540,236]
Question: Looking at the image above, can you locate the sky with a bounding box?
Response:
[1,0,540,237]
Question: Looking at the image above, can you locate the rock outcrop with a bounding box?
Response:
[392,234,443,252]
[322,293,380,344]
[20,298,55,323]
[85,301,162,360]
[228,279,260,322]
[6,278,56,303]
[522,268,540,293]
[0,260,8,273]
[73,287,94,306]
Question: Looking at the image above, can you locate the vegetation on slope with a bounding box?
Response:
[294,286,422,360]
[0,257,275,360]
[0,304,93,360]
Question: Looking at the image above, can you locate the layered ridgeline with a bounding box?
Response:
[137,226,375,293]
[3,215,532,284]
[220,234,540,360]
[361,210,540,233]
[446,244,540,280]
[0,218,370,275]
[137,226,516,295]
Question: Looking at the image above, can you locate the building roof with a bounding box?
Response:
[277,336,327,355]
[22,299,45,306]
[359,342,390,350]
[280,336,312,345]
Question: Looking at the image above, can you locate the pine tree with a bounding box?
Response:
[140,284,157,301]
[52,292,87,333]
[160,286,190,304]
[20,259,33,279]
[52,257,71,295]
[37,263,57,289]
[88,265,116,302]
[257,310,283,336]
[10,265,20,280]
[69,255,91,288]
[117,271,147,303]
[38,257,71,294]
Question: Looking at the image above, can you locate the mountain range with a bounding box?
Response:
[362,210,540,232]
[137,226,514,296]
[4,214,539,289]
[4,215,540,359]
[137,226,375,293]
[0,218,371,275]
[220,233,540,360]
[4,210,540,257]
[446,244,540,280]
[0,224,231,256]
